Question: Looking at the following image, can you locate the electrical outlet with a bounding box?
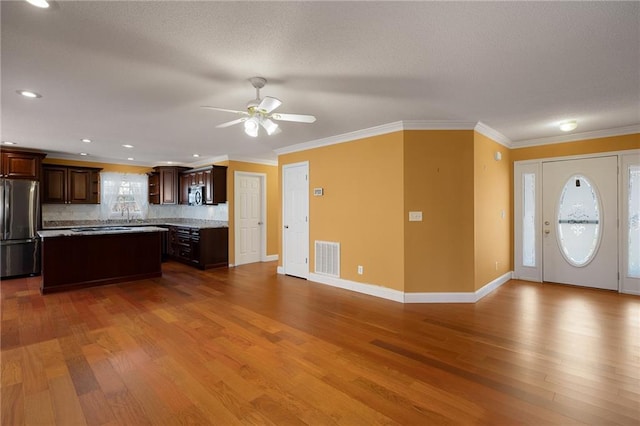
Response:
[409,211,423,221]
[357,265,363,275]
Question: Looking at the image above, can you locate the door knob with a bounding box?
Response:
[284,225,289,229]
[258,222,263,225]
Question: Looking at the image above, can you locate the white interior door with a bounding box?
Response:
[542,156,618,290]
[282,162,309,279]
[235,173,263,265]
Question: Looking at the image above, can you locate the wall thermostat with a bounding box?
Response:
[313,188,324,196]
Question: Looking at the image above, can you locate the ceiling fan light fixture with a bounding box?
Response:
[244,117,259,137]
[559,120,578,132]
[26,0,50,8]
[261,118,279,135]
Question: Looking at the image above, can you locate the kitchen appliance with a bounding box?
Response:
[188,185,204,206]
[1,179,41,278]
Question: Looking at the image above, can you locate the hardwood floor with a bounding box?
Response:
[1,261,639,425]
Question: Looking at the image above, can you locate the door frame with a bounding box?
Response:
[281,161,309,278]
[514,149,640,294]
[234,171,267,265]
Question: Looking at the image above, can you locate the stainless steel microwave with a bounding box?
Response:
[188,185,204,205]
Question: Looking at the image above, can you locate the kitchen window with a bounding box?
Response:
[101,172,148,220]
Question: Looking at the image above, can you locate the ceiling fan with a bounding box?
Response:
[201,77,316,137]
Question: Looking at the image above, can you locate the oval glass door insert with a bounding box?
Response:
[557,174,602,267]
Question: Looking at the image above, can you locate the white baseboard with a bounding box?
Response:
[405,271,512,303]
[262,254,279,262]
[308,273,405,303]
[278,269,513,304]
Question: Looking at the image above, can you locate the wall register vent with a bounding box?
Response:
[315,241,340,277]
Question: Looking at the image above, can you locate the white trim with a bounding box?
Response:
[277,266,284,275]
[405,272,512,303]
[308,273,405,303]
[263,254,278,262]
[512,125,640,149]
[275,121,403,155]
[402,120,477,131]
[234,171,268,266]
[227,155,278,166]
[275,120,478,156]
[474,122,512,148]
[289,271,513,304]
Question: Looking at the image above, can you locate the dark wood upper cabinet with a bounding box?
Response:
[42,165,101,204]
[148,166,189,205]
[211,165,227,205]
[0,149,46,180]
[179,165,227,205]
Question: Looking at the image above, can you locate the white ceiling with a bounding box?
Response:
[2,1,639,166]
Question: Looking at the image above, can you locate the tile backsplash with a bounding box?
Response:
[43,203,229,223]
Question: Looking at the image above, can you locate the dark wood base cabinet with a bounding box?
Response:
[41,232,162,294]
[168,226,228,269]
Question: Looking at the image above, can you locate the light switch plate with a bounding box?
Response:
[409,211,423,221]
[313,188,324,196]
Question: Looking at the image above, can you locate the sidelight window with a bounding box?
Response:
[629,166,640,278]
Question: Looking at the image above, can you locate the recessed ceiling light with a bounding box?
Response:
[127,157,134,161]
[122,144,134,148]
[559,120,578,132]
[3,141,17,145]
[26,0,50,8]
[79,153,89,156]
[193,154,200,158]
[81,138,92,143]
[17,90,42,98]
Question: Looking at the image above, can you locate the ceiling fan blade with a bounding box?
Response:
[257,96,282,114]
[216,117,247,128]
[270,112,317,123]
[201,106,247,115]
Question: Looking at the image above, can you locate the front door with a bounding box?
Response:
[542,156,618,290]
[236,173,262,265]
[282,162,309,279]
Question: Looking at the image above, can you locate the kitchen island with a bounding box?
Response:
[38,226,167,294]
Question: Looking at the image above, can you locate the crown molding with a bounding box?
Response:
[275,121,404,155]
[275,120,480,156]
[512,124,640,149]
[226,155,278,167]
[45,152,153,168]
[474,122,512,148]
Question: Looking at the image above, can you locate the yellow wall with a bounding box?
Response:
[403,130,475,293]
[474,132,511,291]
[42,158,152,174]
[279,133,406,291]
[510,133,639,162]
[224,160,279,265]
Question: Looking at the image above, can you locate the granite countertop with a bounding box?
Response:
[43,219,228,230]
[38,226,169,238]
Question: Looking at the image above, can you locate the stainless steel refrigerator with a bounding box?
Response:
[1,179,41,278]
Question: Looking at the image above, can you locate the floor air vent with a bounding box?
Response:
[315,241,340,277]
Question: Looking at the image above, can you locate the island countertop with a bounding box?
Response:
[38,226,168,238]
